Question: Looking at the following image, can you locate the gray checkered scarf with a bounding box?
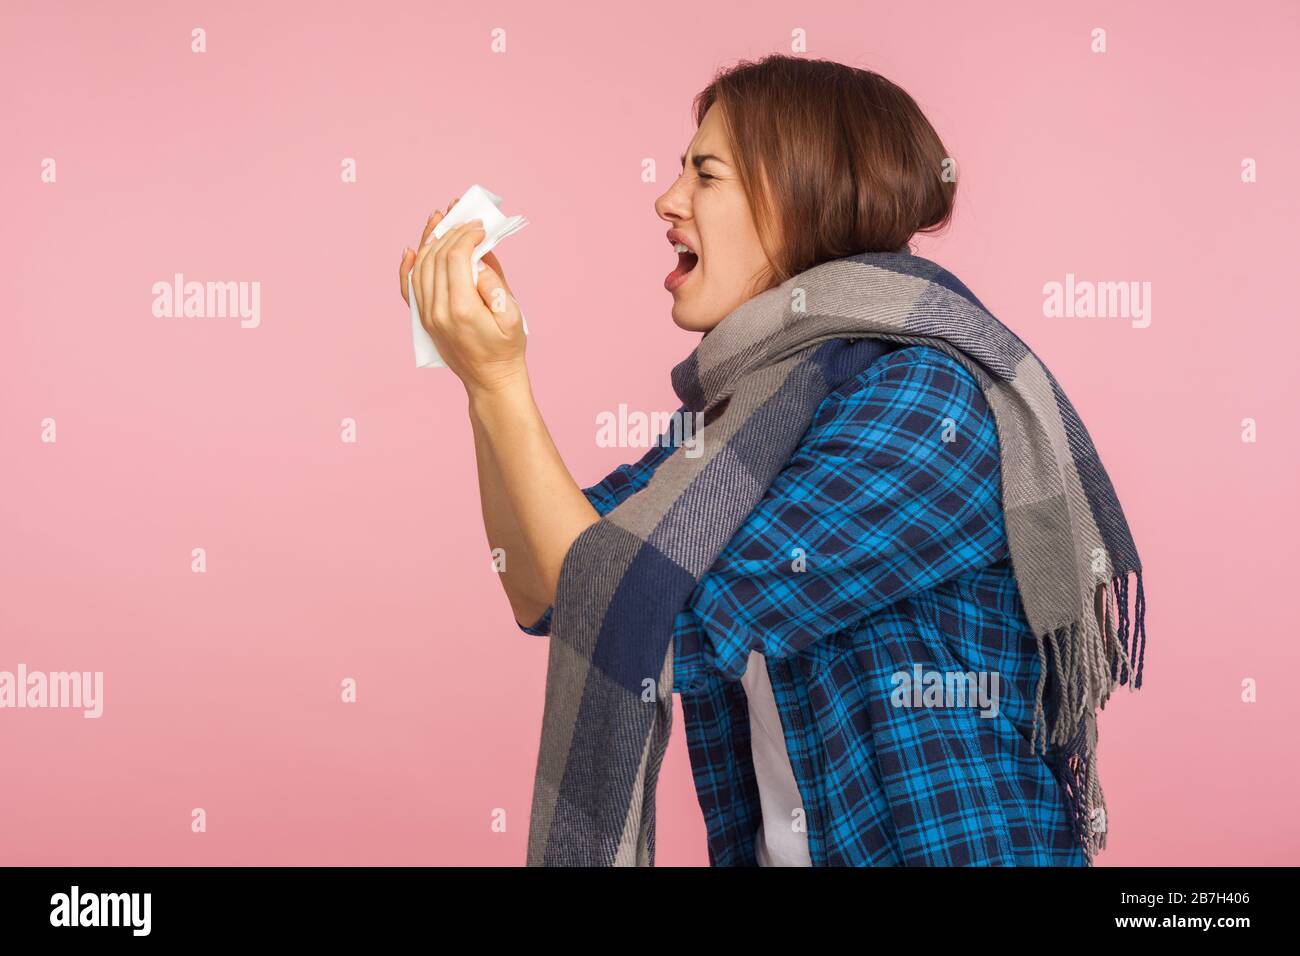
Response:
[525,249,1147,866]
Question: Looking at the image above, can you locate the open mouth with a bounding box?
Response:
[665,241,700,292]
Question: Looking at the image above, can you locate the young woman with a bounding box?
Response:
[399,55,1145,867]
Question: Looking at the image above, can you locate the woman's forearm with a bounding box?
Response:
[467,372,599,625]
[469,408,546,623]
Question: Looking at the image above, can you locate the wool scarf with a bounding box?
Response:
[525,249,1147,867]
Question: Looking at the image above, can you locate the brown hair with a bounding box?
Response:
[693,54,956,290]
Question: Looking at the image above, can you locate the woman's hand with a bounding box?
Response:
[398,204,527,396]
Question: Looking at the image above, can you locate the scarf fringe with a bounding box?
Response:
[1029,567,1146,863]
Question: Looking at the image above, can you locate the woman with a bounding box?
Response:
[399,55,1146,867]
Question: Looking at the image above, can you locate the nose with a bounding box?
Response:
[654,171,691,224]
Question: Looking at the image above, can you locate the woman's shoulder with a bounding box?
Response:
[820,343,989,418]
[802,342,998,464]
[836,343,982,396]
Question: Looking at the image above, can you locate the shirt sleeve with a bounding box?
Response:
[683,345,1010,680]
[514,436,679,636]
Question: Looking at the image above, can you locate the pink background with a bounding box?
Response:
[2,0,1297,866]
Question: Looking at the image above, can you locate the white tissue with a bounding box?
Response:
[409,184,530,368]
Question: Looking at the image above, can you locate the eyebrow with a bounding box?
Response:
[680,151,725,169]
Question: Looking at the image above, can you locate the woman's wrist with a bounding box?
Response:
[466,363,534,422]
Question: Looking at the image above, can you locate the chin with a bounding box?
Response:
[670,298,722,333]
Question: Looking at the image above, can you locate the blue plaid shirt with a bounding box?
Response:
[520,344,1087,867]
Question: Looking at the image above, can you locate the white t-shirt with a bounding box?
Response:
[739,649,812,866]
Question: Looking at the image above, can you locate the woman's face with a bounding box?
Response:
[655,104,775,332]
